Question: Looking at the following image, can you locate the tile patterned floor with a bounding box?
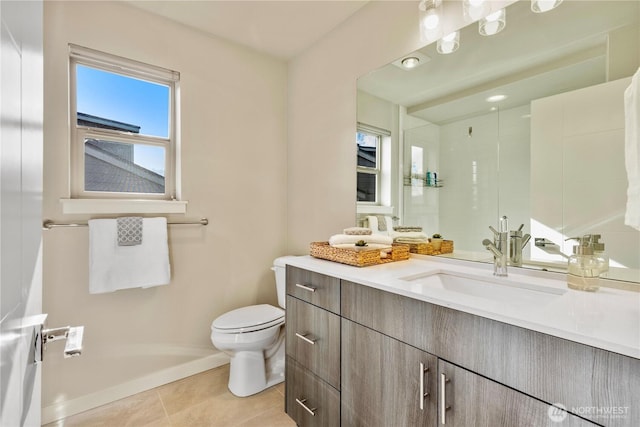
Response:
[43,364,296,426]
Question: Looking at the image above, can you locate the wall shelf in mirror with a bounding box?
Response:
[403,177,443,188]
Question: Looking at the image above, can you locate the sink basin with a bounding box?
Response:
[401,271,566,306]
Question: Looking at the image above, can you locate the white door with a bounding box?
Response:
[0,1,44,426]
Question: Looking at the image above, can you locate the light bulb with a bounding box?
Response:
[464,0,488,22]
[422,8,440,30]
[531,0,563,13]
[479,8,506,36]
[437,31,460,54]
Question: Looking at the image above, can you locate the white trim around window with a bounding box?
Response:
[68,44,180,202]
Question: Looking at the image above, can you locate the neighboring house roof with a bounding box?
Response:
[79,111,163,194]
[85,140,164,194]
[78,112,141,133]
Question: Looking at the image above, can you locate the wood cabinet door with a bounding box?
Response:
[341,319,437,427]
[438,360,597,427]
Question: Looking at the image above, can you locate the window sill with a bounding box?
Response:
[60,199,188,215]
[356,204,394,215]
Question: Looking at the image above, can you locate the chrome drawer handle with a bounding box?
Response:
[295,283,317,293]
[440,373,451,424]
[296,397,317,416]
[419,363,429,410]
[295,332,316,345]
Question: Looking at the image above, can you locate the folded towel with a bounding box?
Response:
[395,237,429,244]
[329,234,394,246]
[365,216,380,233]
[344,227,372,236]
[624,67,640,230]
[89,217,170,294]
[117,216,143,246]
[393,226,423,232]
[331,243,392,250]
[390,230,429,240]
[366,215,394,235]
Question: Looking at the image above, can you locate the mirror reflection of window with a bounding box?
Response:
[356,129,381,203]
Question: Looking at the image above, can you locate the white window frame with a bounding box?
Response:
[357,124,389,205]
[69,44,180,200]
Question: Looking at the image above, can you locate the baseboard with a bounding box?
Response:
[42,352,229,424]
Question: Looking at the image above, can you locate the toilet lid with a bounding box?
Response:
[213,304,285,332]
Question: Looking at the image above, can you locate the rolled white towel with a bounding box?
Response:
[329,234,394,246]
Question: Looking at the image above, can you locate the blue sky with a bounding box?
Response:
[76,64,169,175]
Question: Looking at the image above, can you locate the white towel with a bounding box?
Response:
[624,68,640,230]
[365,216,380,233]
[89,217,171,294]
[328,234,393,246]
[365,215,394,235]
[389,230,429,240]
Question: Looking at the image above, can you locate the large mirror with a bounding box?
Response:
[357,0,640,283]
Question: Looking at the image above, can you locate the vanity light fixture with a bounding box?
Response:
[486,94,507,103]
[463,0,489,22]
[531,0,563,13]
[419,0,443,42]
[479,8,506,36]
[437,31,460,54]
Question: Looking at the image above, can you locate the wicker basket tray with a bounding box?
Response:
[407,240,454,255]
[310,242,410,267]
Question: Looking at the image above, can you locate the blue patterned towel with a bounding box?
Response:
[117,217,143,246]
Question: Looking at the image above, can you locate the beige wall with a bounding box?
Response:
[42,0,287,416]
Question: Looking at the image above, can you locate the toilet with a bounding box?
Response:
[210,256,293,397]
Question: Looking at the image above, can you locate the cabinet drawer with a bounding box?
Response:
[286,265,340,314]
[286,296,341,389]
[285,357,340,427]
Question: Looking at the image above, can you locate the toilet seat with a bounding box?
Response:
[212,304,284,334]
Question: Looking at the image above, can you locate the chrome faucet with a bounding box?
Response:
[483,216,509,276]
[509,224,531,267]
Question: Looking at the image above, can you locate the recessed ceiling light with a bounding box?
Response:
[486,94,507,102]
[391,51,431,71]
[401,57,421,69]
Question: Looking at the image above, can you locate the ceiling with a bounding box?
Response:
[123,0,368,60]
[357,0,639,125]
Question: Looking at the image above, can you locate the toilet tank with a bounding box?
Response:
[272,256,296,309]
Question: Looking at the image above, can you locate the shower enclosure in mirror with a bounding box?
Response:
[356,0,640,283]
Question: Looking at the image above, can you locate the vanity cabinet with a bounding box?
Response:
[342,319,596,427]
[285,266,341,426]
[341,319,437,426]
[341,279,637,427]
[285,267,638,427]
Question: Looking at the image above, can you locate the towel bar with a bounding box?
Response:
[42,218,208,230]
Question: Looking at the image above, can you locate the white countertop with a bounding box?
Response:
[285,255,640,359]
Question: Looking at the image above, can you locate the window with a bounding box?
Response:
[356,127,382,203]
[69,44,179,200]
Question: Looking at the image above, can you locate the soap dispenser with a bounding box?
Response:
[566,235,606,292]
[590,234,609,274]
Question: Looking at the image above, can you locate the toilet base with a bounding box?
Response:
[227,331,285,397]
